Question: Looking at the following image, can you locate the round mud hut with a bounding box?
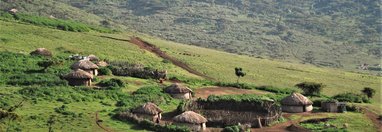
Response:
[96,61,108,67]
[281,93,313,113]
[64,69,93,86]
[173,111,207,131]
[30,48,52,57]
[132,102,163,123]
[165,83,193,99]
[71,60,99,76]
[87,54,99,62]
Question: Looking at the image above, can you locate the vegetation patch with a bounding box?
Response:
[0,11,115,33]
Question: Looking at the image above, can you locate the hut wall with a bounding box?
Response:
[171,93,191,99]
[67,79,91,86]
[282,105,313,113]
[321,102,338,112]
[93,69,98,76]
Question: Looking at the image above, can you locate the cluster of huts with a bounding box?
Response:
[30,48,107,86]
[30,48,347,131]
[130,91,347,131]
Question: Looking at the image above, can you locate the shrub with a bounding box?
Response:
[222,125,241,132]
[98,67,112,75]
[256,86,295,94]
[54,105,76,116]
[214,82,255,89]
[333,93,370,103]
[295,82,324,96]
[98,78,126,88]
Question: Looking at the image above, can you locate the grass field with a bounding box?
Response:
[0,18,380,132]
[125,35,381,105]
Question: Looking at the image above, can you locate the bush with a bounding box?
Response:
[333,93,371,103]
[98,67,112,75]
[222,125,241,132]
[98,78,126,88]
[256,86,295,94]
[295,82,324,96]
[214,82,255,89]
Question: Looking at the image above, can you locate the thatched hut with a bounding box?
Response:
[30,48,52,57]
[165,83,192,99]
[132,102,163,123]
[96,61,108,67]
[281,93,313,113]
[87,54,99,62]
[71,60,99,76]
[64,69,93,86]
[8,8,18,14]
[321,100,338,113]
[173,111,207,131]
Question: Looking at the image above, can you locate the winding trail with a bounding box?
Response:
[100,36,214,80]
[95,111,113,132]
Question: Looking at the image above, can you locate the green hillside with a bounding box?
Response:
[1,0,380,75]
[0,12,380,131]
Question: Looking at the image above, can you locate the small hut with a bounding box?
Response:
[321,100,338,113]
[87,54,99,62]
[173,111,207,131]
[64,69,93,86]
[132,102,163,123]
[96,61,108,67]
[71,60,99,76]
[30,48,52,57]
[165,83,192,99]
[8,8,18,14]
[281,93,313,113]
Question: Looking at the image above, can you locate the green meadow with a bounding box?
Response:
[0,15,380,132]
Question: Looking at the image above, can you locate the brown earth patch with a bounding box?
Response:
[194,86,269,99]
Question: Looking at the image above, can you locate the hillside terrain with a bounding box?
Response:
[1,0,381,75]
[0,11,380,131]
[1,0,380,74]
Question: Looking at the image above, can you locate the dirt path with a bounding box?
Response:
[194,86,269,99]
[100,36,214,80]
[95,111,113,132]
[362,107,382,131]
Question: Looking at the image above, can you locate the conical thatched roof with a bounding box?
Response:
[173,111,207,124]
[64,69,93,79]
[281,93,313,106]
[96,61,108,67]
[71,60,99,70]
[88,54,99,61]
[30,48,52,57]
[132,102,163,115]
[165,83,192,94]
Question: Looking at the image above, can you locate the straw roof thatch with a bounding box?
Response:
[64,69,93,79]
[132,102,163,115]
[165,83,192,94]
[88,54,99,61]
[30,48,52,57]
[281,93,313,106]
[71,60,99,70]
[173,111,207,124]
[96,61,108,67]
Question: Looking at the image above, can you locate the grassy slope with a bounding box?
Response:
[0,19,380,131]
[133,35,381,105]
[0,20,200,80]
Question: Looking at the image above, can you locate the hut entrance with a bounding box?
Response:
[303,105,306,112]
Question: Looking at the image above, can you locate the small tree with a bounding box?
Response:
[295,82,324,96]
[234,67,246,83]
[37,59,54,72]
[361,87,376,98]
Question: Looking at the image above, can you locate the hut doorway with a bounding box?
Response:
[303,105,306,112]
